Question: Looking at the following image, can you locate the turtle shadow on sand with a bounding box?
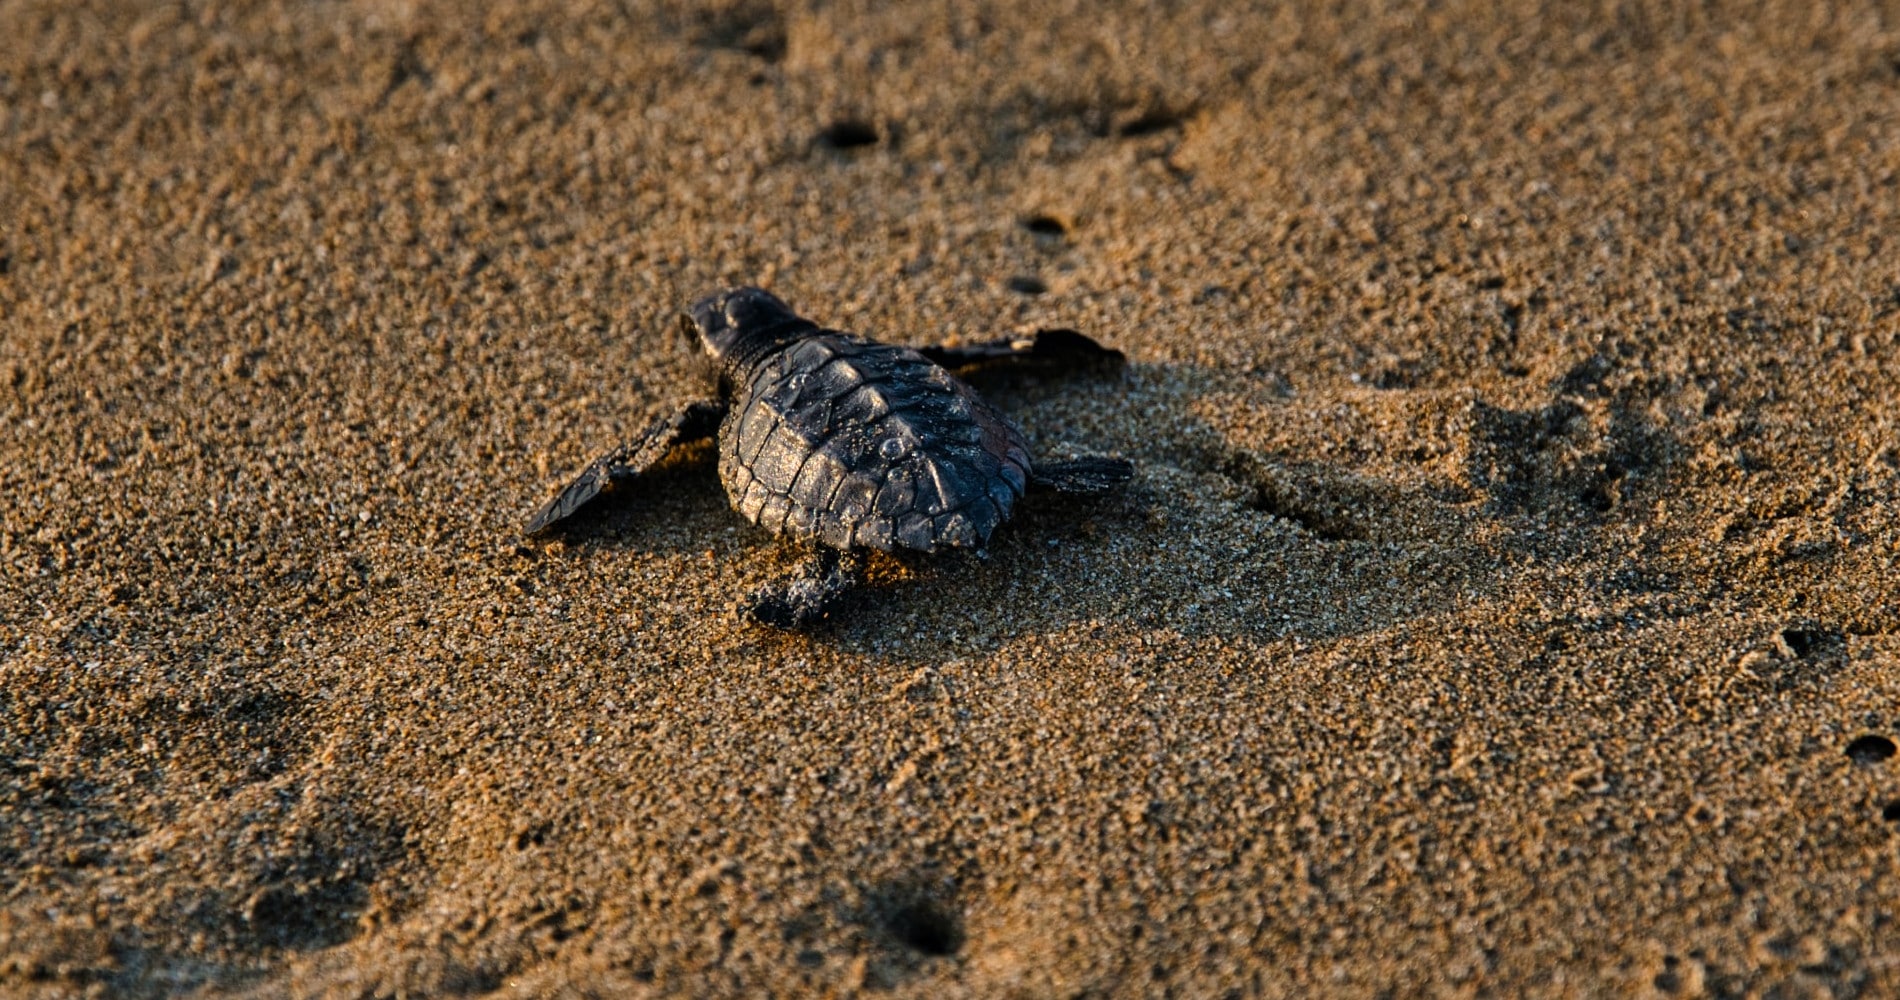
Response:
[529,362,1438,650]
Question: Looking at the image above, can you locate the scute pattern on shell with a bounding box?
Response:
[718,333,1034,553]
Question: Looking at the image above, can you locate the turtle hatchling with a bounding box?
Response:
[524,286,1133,628]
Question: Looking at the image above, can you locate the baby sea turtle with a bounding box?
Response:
[524,286,1133,628]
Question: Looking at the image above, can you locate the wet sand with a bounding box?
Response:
[3,1,1898,996]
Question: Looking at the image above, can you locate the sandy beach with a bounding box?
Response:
[3,1,1898,996]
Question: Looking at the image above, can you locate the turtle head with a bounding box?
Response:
[686,286,802,361]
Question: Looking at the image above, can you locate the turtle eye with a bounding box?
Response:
[725,294,751,329]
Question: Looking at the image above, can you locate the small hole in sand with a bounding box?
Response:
[1580,481,1617,512]
[1021,215,1067,236]
[1846,735,1896,765]
[887,899,962,956]
[1118,111,1183,137]
[1882,800,1900,822]
[1005,275,1047,295]
[818,120,878,149]
[1779,628,1841,659]
[512,822,550,851]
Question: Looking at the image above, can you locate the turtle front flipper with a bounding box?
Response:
[1031,456,1134,494]
[916,328,1125,373]
[523,399,726,535]
[745,547,865,629]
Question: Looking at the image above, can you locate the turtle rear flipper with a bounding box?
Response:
[523,399,726,535]
[745,547,865,629]
[1032,456,1133,494]
[917,328,1125,372]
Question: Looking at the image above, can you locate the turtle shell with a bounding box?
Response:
[717,332,1034,553]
